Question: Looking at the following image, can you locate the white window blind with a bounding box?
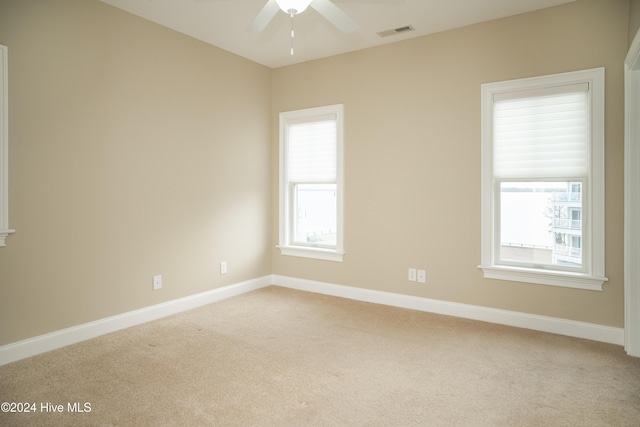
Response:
[287,115,337,183]
[493,84,589,179]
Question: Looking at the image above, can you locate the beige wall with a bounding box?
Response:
[0,0,631,348]
[630,0,640,44]
[0,0,272,345]
[272,0,629,327]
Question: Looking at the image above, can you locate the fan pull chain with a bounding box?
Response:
[289,10,295,55]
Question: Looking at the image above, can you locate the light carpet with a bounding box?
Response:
[1,285,639,426]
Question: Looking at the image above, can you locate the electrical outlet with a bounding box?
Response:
[220,261,227,275]
[418,269,426,283]
[408,268,417,282]
[152,274,162,290]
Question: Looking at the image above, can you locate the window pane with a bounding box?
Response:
[500,182,582,267]
[293,184,337,247]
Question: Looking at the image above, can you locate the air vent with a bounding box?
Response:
[377,25,415,38]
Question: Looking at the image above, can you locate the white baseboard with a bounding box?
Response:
[1,274,624,366]
[272,275,625,346]
[0,276,272,366]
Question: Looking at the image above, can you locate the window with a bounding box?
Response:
[480,68,607,290]
[0,45,13,247]
[278,104,344,261]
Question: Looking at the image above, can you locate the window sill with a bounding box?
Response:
[277,245,344,262]
[478,265,607,291]
[0,228,15,247]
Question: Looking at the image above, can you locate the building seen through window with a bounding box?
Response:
[500,181,582,267]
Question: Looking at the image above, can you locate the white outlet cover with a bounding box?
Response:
[418,270,426,283]
[153,275,162,290]
[408,268,417,282]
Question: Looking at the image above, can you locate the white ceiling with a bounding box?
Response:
[100,0,576,69]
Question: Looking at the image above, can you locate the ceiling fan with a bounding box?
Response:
[248,0,358,34]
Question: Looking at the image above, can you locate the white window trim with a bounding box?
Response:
[0,45,14,247]
[278,104,345,262]
[479,68,607,291]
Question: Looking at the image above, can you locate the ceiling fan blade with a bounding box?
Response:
[310,0,358,33]
[247,0,280,32]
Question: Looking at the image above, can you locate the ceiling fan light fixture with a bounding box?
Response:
[275,0,313,15]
